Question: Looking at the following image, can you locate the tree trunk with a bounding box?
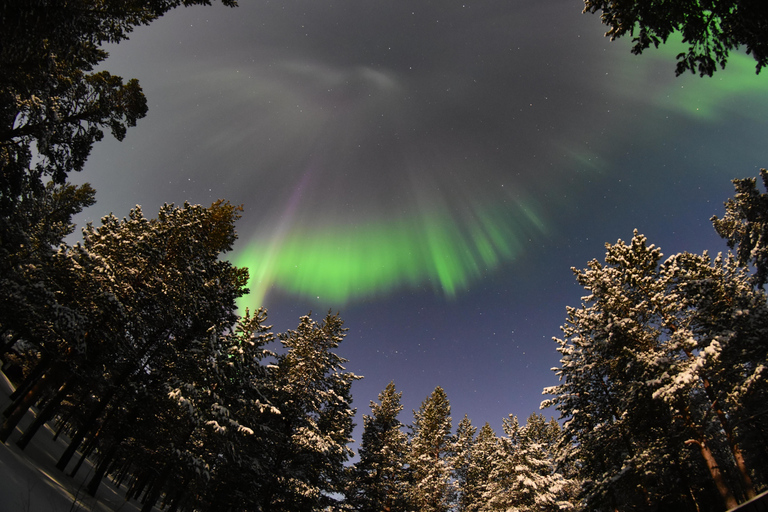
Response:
[6,353,51,404]
[16,376,73,450]
[55,389,115,471]
[683,348,756,500]
[138,423,196,512]
[70,398,121,477]
[140,461,174,512]
[167,488,188,512]
[127,471,151,502]
[686,438,738,510]
[52,410,72,441]
[56,357,138,471]
[0,361,65,443]
[710,402,755,501]
[87,441,120,496]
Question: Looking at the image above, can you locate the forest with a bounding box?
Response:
[1,1,767,511]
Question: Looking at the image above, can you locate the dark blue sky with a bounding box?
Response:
[70,0,768,444]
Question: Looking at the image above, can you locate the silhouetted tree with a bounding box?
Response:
[0,0,236,211]
[583,0,768,76]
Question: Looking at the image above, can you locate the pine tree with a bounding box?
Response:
[651,250,768,502]
[346,381,409,512]
[128,308,279,511]
[452,415,478,512]
[265,312,360,512]
[493,414,575,512]
[463,422,498,512]
[407,386,455,512]
[453,417,511,512]
[712,169,768,287]
[1,201,250,468]
[543,231,768,511]
[0,181,95,363]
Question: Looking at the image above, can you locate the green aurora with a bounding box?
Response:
[233,36,766,308]
[659,51,768,121]
[610,37,768,121]
[236,200,547,306]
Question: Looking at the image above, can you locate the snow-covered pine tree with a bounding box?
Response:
[148,308,280,512]
[346,381,409,512]
[50,201,249,471]
[407,386,455,512]
[1,201,251,501]
[453,416,514,512]
[479,417,523,512]
[712,169,768,287]
[462,422,498,512]
[542,232,741,511]
[266,312,360,512]
[480,415,572,512]
[651,250,768,503]
[452,415,478,512]
[0,182,96,442]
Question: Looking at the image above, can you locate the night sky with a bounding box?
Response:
[70,0,768,444]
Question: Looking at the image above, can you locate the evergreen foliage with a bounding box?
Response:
[407,386,455,512]
[452,415,480,512]
[481,414,575,512]
[266,312,360,511]
[347,381,409,512]
[544,230,768,511]
[0,0,236,212]
[712,169,768,287]
[462,422,498,512]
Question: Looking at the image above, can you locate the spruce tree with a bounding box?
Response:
[494,414,575,512]
[542,233,686,510]
[452,415,478,512]
[407,386,455,512]
[346,381,409,512]
[266,312,360,512]
[465,422,498,512]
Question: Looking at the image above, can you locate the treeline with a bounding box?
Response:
[345,383,577,512]
[2,182,767,512]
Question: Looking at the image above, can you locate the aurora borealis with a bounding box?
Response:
[72,0,768,440]
[237,198,547,305]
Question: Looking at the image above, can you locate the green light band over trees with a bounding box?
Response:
[235,200,547,306]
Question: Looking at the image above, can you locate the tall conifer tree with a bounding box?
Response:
[266,312,360,512]
[407,386,455,512]
[544,231,768,510]
[347,381,409,512]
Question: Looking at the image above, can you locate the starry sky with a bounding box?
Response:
[70,0,768,442]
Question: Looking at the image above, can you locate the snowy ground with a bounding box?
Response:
[0,374,156,512]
